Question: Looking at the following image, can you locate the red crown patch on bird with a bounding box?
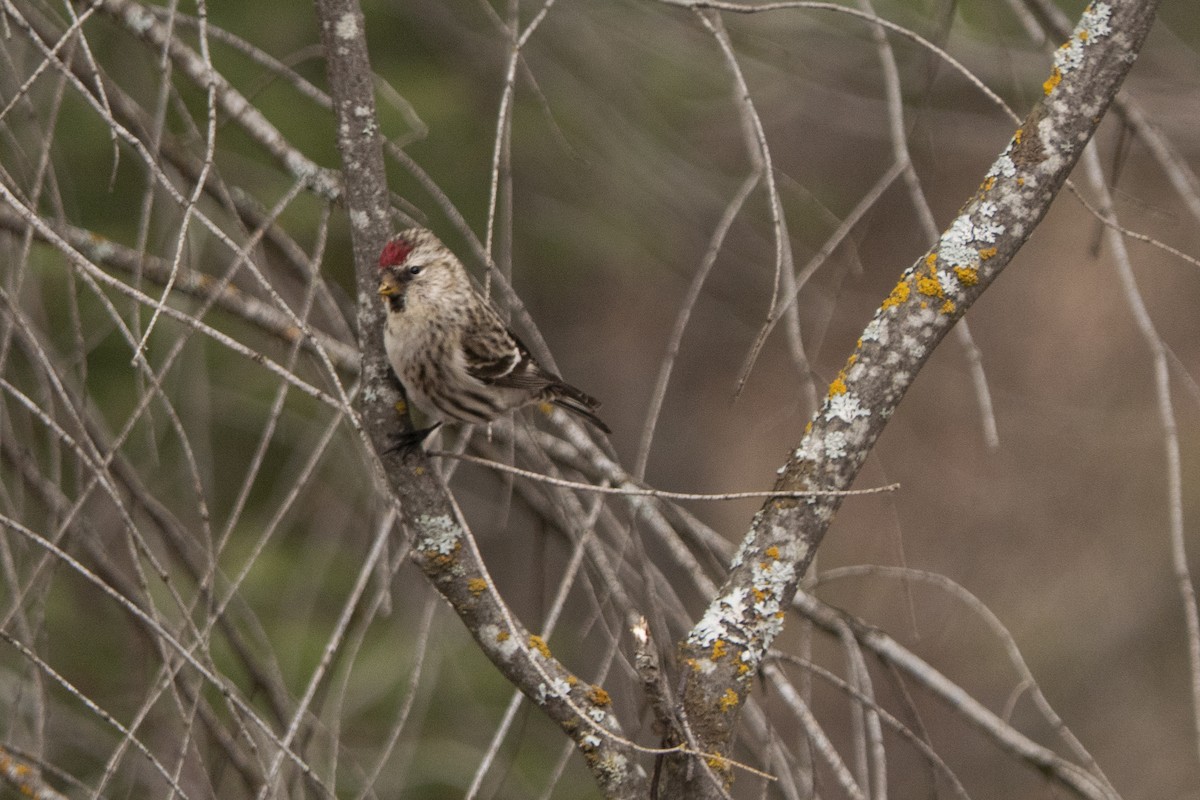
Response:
[379,238,414,269]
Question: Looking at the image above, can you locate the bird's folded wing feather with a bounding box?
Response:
[462,325,553,390]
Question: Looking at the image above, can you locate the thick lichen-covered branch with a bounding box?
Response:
[667,1,1161,795]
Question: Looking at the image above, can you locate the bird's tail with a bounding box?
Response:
[551,383,611,434]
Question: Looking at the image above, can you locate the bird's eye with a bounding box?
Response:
[408,265,422,276]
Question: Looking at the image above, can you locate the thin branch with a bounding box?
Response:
[431,449,900,501]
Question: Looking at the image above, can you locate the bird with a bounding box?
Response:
[376,228,610,443]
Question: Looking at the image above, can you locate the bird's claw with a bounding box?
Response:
[383,422,442,455]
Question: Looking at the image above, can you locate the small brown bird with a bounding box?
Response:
[377,228,610,438]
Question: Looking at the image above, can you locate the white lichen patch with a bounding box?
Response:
[588,707,609,723]
[350,209,370,229]
[826,392,870,423]
[1037,119,1067,173]
[688,586,750,647]
[824,430,849,460]
[416,514,461,554]
[335,11,359,39]
[862,317,885,343]
[793,436,822,463]
[940,215,979,267]
[482,625,519,660]
[942,213,1000,266]
[741,541,798,660]
[937,269,962,294]
[906,306,941,330]
[1057,3,1112,73]
[1082,3,1113,37]
[752,559,795,605]
[987,151,1017,181]
[900,333,926,360]
[689,540,798,667]
[582,734,602,749]
[551,678,571,698]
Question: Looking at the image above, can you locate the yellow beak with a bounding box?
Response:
[378,273,402,297]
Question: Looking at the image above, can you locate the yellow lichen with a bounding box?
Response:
[1043,67,1062,95]
[881,279,910,310]
[467,578,487,596]
[736,662,751,675]
[538,401,554,416]
[953,266,980,287]
[529,635,551,658]
[941,299,956,315]
[394,399,408,415]
[979,247,997,261]
[719,688,739,712]
[916,275,943,298]
[924,252,938,269]
[828,377,847,397]
[588,686,612,706]
[765,545,780,559]
[497,630,510,642]
[983,176,996,191]
[711,639,728,660]
[429,542,460,566]
[1014,128,1023,145]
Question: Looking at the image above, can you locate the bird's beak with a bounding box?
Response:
[378,272,402,298]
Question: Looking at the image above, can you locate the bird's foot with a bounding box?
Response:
[383,422,442,455]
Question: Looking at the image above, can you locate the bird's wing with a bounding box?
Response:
[462,313,553,390]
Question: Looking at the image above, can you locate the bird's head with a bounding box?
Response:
[377,228,465,309]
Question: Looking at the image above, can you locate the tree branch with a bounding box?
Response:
[666,1,1163,794]
[311,1,648,796]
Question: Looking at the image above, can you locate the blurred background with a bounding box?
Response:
[1,0,1198,798]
